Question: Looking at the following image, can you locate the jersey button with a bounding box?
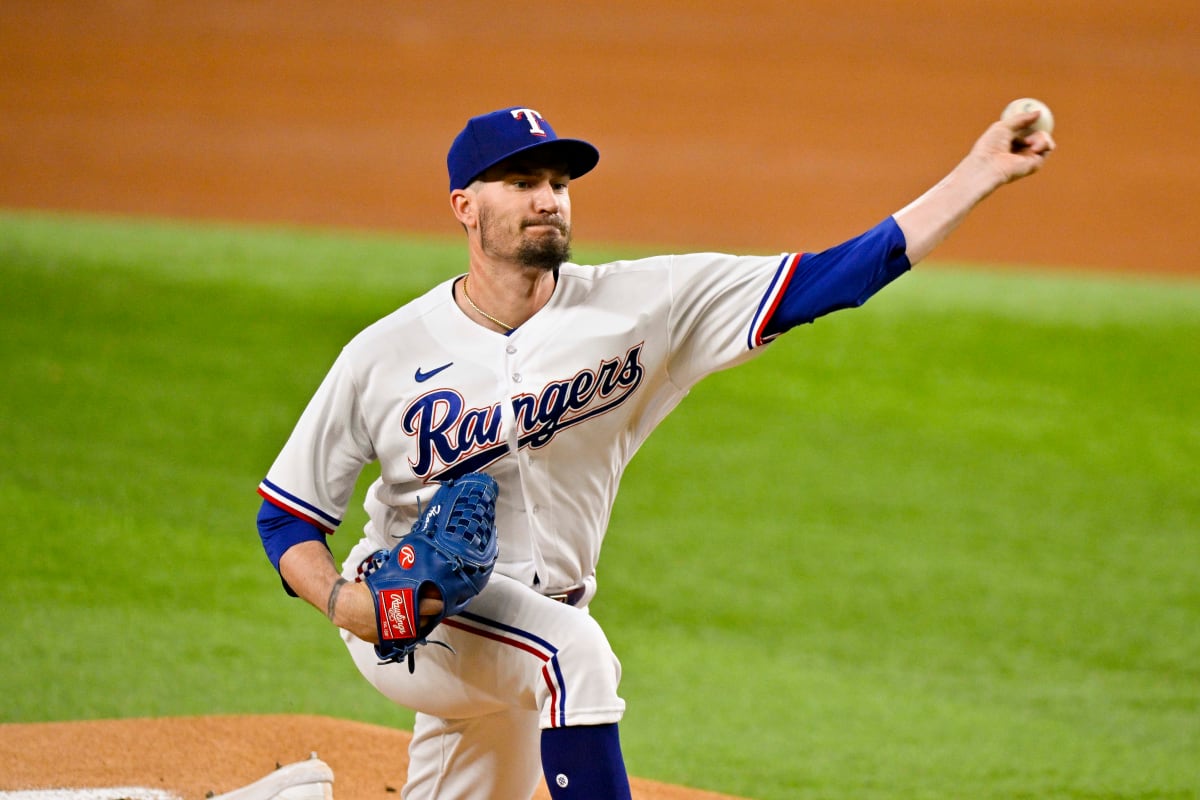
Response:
[512,373,522,383]
[506,344,517,354]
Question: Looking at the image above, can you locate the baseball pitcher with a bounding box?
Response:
[257,104,1054,799]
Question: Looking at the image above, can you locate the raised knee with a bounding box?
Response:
[538,613,624,728]
[559,614,618,673]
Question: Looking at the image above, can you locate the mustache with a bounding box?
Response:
[521,216,568,233]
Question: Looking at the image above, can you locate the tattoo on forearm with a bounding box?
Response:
[326,577,349,621]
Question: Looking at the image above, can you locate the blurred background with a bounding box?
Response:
[1,0,1197,275]
[2,4,1198,797]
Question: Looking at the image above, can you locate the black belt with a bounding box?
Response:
[546,586,586,606]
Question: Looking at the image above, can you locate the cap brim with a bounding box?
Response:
[475,138,600,184]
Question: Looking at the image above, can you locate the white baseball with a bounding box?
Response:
[1002,97,1055,135]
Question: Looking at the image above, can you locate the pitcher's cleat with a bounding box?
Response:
[209,753,333,800]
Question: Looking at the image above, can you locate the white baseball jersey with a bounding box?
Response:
[258,250,805,798]
[259,251,799,596]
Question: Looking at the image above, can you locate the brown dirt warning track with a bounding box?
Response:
[1,2,1196,798]
[2,1,1197,277]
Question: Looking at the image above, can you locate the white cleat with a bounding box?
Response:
[209,753,334,800]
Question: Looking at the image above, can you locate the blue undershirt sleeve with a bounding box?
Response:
[257,498,330,597]
[762,216,911,338]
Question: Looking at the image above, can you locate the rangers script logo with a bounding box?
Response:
[403,343,646,480]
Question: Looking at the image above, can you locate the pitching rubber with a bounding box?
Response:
[0,792,181,800]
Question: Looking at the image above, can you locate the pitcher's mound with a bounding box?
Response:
[0,715,746,800]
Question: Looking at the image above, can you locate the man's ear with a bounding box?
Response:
[450,189,476,228]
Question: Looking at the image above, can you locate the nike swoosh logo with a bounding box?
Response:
[414,362,454,382]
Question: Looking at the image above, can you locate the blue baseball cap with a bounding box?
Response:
[447,106,600,191]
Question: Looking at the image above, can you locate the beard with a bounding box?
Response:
[480,208,572,271]
[515,231,572,271]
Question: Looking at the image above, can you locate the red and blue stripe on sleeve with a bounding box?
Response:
[747,216,911,348]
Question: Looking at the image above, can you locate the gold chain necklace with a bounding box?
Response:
[461,276,516,333]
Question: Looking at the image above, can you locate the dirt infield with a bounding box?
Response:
[0,716,743,800]
[0,2,1196,798]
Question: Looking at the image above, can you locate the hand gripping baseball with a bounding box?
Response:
[360,473,499,672]
[973,111,1056,187]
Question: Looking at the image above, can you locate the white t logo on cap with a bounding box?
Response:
[511,108,548,137]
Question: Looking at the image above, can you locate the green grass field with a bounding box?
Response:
[1,210,1197,799]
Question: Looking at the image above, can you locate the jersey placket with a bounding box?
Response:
[498,336,556,591]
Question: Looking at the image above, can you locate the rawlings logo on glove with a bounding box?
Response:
[360,472,499,672]
[378,589,416,639]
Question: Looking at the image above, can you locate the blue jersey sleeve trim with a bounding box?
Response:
[760,216,911,340]
[747,253,802,350]
[257,498,330,597]
[257,478,341,532]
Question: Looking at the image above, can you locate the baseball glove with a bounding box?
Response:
[359,472,499,671]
